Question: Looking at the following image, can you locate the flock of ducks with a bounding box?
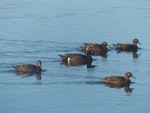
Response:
[13,39,141,91]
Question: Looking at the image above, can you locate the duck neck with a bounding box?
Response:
[36,67,42,73]
[86,55,92,68]
[132,41,138,45]
[124,76,129,80]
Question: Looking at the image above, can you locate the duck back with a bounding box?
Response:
[102,76,130,85]
[14,64,41,73]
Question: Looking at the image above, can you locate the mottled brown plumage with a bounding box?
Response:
[80,42,108,57]
[102,72,135,85]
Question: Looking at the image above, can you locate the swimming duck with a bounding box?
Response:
[59,50,95,68]
[101,72,135,85]
[113,39,141,52]
[80,42,108,57]
[13,60,42,74]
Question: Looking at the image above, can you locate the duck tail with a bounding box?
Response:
[58,54,68,61]
[58,54,63,57]
[80,46,86,50]
[84,43,89,45]
[12,66,16,68]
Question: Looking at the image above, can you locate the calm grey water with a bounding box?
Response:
[0,0,150,113]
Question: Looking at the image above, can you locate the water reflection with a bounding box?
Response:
[132,52,140,58]
[102,82,134,93]
[41,81,102,86]
[116,50,140,58]
[14,71,41,80]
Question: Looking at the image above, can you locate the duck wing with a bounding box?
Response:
[14,64,37,73]
[113,43,132,49]
[102,76,125,84]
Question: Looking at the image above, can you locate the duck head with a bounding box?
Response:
[36,60,42,67]
[124,72,136,80]
[132,39,141,45]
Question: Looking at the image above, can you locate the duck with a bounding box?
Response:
[101,72,136,85]
[13,60,42,74]
[80,42,108,57]
[59,50,95,68]
[113,39,141,52]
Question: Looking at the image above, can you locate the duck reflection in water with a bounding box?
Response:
[101,72,135,93]
[80,41,109,58]
[59,50,95,68]
[132,51,140,58]
[13,60,42,80]
[14,71,41,80]
[116,50,140,58]
[102,82,134,93]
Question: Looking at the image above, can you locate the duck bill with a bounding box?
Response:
[132,76,136,79]
[138,42,142,45]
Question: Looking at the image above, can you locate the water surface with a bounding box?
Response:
[0,0,150,113]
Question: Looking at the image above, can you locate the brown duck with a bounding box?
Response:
[80,42,108,57]
[59,51,95,68]
[13,60,42,74]
[113,39,141,52]
[101,72,136,85]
